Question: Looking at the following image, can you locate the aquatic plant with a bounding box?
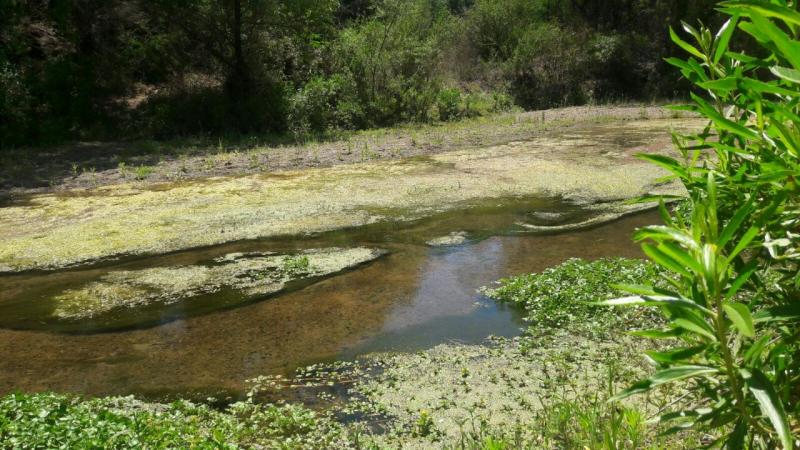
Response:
[484,257,666,337]
[281,255,311,276]
[602,3,800,447]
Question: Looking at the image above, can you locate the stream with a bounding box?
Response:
[0,197,657,401]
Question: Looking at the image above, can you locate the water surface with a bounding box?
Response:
[0,199,657,399]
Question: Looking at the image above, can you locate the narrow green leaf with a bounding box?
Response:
[723,302,755,337]
[611,284,658,296]
[725,258,758,299]
[642,243,693,278]
[740,368,794,450]
[646,346,706,364]
[727,226,760,263]
[721,1,800,27]
[719,198,756,248]
[691,93,760,140]
[750,13,800,70]
[659,242,704,275]
[611,365,719,401]
[674,316,718,341]
[771,65,800,83]
[744,335,771,366]
[699,77,738,93]
[598,295,714,315]
[636,153,688,178]
[726,419,747,449]
[635,225,700,250]
[629,328,683,339]
[670,26,706,59]
[754,303,800,323]
[715,15,739,64]
[740,78,800,96]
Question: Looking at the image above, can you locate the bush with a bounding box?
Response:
[507,22,590,109]
[333,0,451,127]
[287,74,363,136]
[436,87,462,121]
[142,75,289,137]
[0,60,32,148]
[603,4,800,447]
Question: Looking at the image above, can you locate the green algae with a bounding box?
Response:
[0,118,702,272]
[352,336,646,448]
[10,247,384,331]
[424,231,468,246]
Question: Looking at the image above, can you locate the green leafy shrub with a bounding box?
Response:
[602,3,800,447]
[333,0,450,127]
[484,258,665,336]
[436,87,462,121]
[287,74,363,136]
[507,22,590,109]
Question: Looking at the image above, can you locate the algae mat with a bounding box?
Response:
[0,118,700,272]
[0,247,384,332]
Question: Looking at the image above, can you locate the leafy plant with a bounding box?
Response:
[602,2,800,447]
[135,165,154,180]
[484,258,666,337]
[437,88,463,121]
[281,255,311,276]
[0,392,346,449]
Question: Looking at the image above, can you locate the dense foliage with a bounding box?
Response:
[0,392,346,449]
[484,257,666,337]
[602,1,800,447]
[1,0,720,147]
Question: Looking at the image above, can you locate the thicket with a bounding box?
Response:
[1,0,720,148]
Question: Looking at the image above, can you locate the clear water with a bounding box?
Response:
[0,197,657,400]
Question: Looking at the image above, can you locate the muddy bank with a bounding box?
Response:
[0,118,700,272]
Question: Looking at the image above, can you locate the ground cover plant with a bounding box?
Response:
[0,392,348,449]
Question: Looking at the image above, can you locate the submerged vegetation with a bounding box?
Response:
[36,248,383,331]
[0,118,695,273]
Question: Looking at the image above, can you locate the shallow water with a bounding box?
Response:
[0,198,657,400]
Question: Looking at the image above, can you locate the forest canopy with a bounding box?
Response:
[0,0,720,147]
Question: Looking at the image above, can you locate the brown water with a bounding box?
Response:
[0,198,657,400]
